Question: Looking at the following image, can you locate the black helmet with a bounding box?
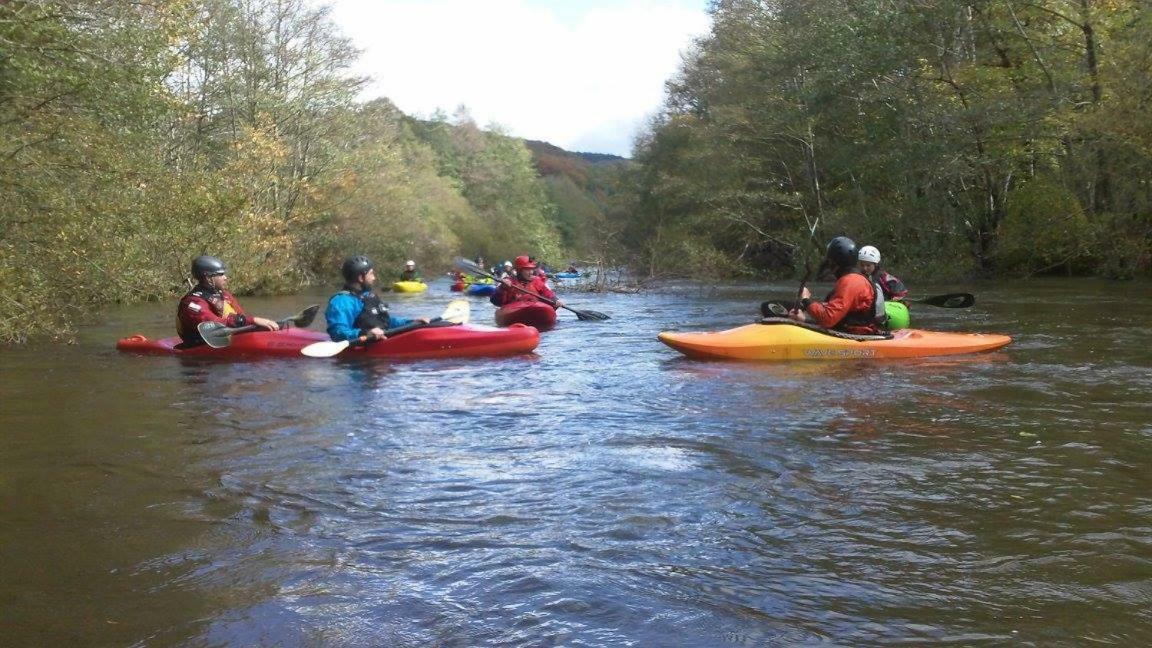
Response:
[191,255,227,279]
[341,255,374,282]
[825,236,858,268]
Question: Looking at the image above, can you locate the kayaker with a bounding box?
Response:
[327,255,429,342]
[858,246,908,301]
[399,260,422,282]
[528,256,549,279]
[177,255,280,346]
[491,255,563,308]
[496,260,514,280]
[788,236,882,335]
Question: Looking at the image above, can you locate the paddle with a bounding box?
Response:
[906,293,975,308]
[454,257,610,321]
[198,304,321,349]
[299,299,471,358]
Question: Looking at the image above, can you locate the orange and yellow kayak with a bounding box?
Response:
[658,322,1012,361]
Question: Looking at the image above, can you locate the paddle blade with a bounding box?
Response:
[290,304,321,328]
[197,321,232,348]
[571,308,610,321]
[914,293,975,308]
[454,257,486,277]
[441,299,471,324]
[300,339,351,358]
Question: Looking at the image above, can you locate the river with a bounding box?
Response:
[2,278,1150,646]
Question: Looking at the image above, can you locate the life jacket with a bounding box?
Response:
[863,273,888,327]
[826,268,883,332]
[186,286,238,318]
[876,269,908,300]
[341,288,391,332]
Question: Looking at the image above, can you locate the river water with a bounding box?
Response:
[2,278,1150,646]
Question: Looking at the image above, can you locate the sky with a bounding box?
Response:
[323,0,712,157]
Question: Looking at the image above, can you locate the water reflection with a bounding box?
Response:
[3,280,1152,645]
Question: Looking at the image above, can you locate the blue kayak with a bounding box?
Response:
[552,272,581,279]
[466,283,496,296]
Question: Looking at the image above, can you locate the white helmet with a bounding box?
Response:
[405,260,415,267]
[858,245,881,264]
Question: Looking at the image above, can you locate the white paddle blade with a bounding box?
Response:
[442,299,471,324]
[300,339,351,358]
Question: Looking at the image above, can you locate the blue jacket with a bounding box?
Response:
[326,290,413,342]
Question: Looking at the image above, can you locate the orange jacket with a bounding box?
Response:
[805,272,878,334]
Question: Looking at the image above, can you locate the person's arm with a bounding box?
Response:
[805,275,864,328]
[226,293,278,330]
[535,278,562,308]
[386,313,415,328]
[490,283,511,306]
[325,294,363,342]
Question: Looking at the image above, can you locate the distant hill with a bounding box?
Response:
[524,140,627,189]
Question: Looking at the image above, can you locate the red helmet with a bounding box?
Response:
[513,255,536,269]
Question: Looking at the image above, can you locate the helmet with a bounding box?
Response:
[858,245,881,264]
[405,260,415,268]
[503,260,513,268]
[513,255,536,270]
[341,255,374,281]
[191,255,227,279]
[825,236,858,267]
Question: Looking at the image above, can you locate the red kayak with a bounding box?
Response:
[116,324,539,359]
[494,300,557,331]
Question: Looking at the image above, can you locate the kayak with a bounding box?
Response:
[392,281,427,293]
[450,281,466,292]
[117,328,327,357]
[658,320,1012,361]
[495,300,557,331]
[117,324,539,359]
[552,272,581,279]
[466,283,496,296]
[339,323,539,359]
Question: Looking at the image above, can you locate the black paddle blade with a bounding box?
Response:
[292,304,321,327]
[760,300,791,317]
[455,257,488,277]
[572,308,610,321]
[914,293,975,308]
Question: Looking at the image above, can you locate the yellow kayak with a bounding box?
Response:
[392,281,428,293]
[658,321,1012,361]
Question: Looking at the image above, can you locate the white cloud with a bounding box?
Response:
[325,0,709,156]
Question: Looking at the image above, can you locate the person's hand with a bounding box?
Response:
[553,300,564,308]
[500,277,511,286]
[253,316,280,331]
[788,308,807,323]
[799,286,811,300]
[416,317,430,324]
[367,326,386,340]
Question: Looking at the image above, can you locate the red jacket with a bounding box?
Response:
[177,287,250,343]
[805,272,878,334]
[490,276,557,307]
